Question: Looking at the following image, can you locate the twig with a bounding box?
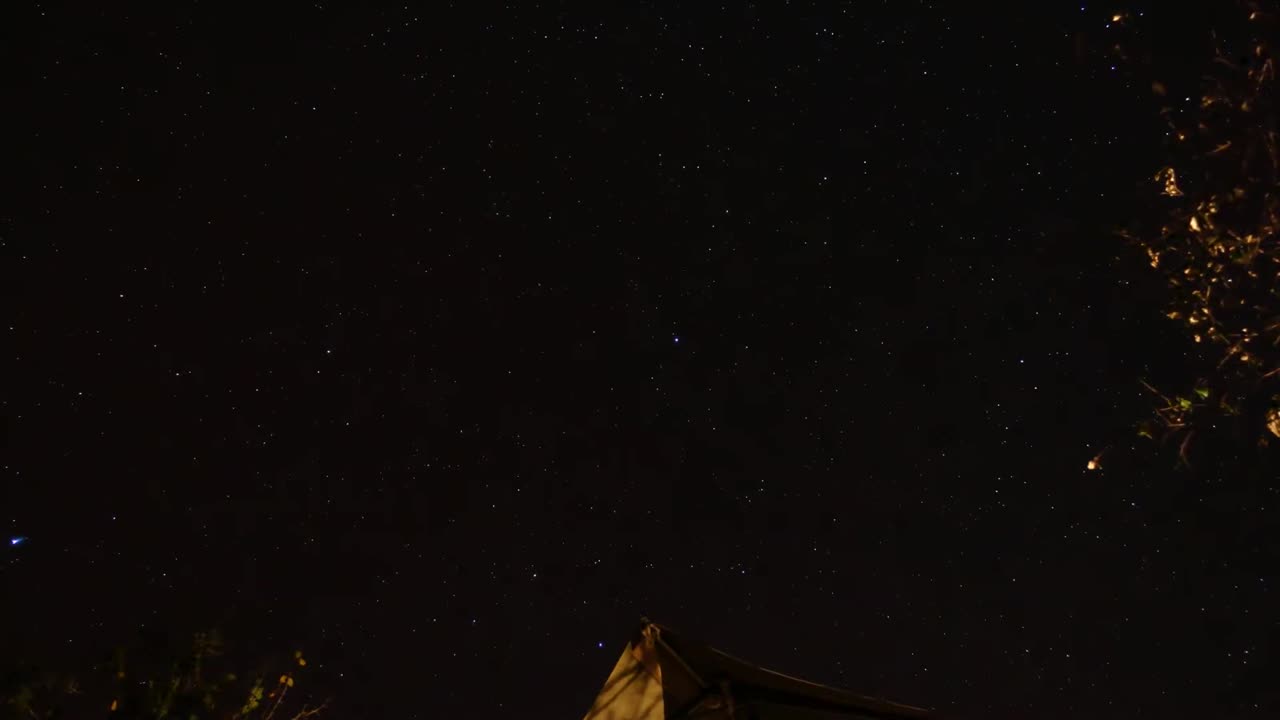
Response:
[1139,378,1170,402]
[263,682,288,720]
[1178,430,1196,467]
[289,700,331,720]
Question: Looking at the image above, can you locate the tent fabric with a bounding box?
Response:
[583,619,932,720]
[582,624,666,720]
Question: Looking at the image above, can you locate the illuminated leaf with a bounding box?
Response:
[1156,167,1183,196]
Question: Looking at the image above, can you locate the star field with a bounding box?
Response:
[5,2,1279,718]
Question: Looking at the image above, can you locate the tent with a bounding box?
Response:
[582,618,932,720]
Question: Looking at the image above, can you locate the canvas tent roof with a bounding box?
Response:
[582,618,932,720]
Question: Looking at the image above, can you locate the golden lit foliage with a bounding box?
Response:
[1156,166,1183,197]
[1121,2,1280,452]
[3,631,329,720]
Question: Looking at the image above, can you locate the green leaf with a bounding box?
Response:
[1178,396,1193,410]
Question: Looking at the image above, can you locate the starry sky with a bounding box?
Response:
[5,2,1279,718]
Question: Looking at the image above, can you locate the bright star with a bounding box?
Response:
[10,536,27,547]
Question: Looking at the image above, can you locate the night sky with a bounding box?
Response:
[6,2,1279,718]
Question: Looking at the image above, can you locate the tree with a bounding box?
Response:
[1,629,330,720]
[1114,2,1280,460]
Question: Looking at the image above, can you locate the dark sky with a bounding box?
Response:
[5,2,1279,718]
